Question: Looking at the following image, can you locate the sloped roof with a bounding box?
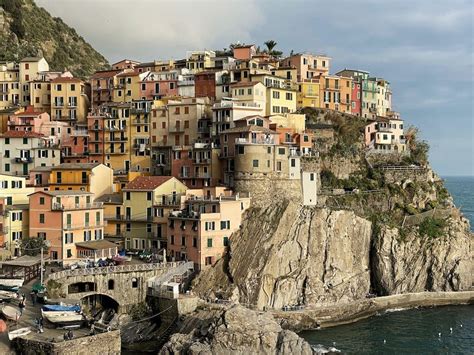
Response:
[51,163,102,170]
[91,70,123,79]
[95,193,123,204]
[124,176,174,191]
[51,77,83,83]
[1,131,44,138]
[221,125,277,134]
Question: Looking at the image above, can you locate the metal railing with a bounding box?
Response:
[48,261,189,280]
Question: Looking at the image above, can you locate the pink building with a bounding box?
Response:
[167,189,250,269]
[7,106,50,132]
[281,53,331,81]
[233,45,257,60]
[29,190,107,264]
[139,71,179,99]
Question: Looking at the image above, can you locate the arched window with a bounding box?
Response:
[108,279,114,290]
[131,278,138,288]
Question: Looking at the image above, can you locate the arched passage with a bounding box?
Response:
[81,293,119,313]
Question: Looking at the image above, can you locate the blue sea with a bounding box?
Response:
[443,176,474,231]
[300,176,474,353]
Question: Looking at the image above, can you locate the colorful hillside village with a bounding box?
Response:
[0,46,407,269]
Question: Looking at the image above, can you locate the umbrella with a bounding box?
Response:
[32,283,45,292]
[0,320,7,333]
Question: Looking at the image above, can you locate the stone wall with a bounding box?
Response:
[12,330,121,355]
[382,167,438,185]
[234,175,302,206]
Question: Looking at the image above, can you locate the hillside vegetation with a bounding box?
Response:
[0,0,109,77]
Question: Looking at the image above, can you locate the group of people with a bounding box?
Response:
[63,330,74,341]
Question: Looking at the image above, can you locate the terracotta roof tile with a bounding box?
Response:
[91,70,123,79]
[230,81,259,88]
[2,131,44,138]
[124,176,174,191]
[51,77,83,83]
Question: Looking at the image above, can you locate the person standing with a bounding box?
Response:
[18,299,25,316]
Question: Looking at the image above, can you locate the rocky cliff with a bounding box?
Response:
[0,0,108,77]
[193,108,473,312]
[160,305,314,355]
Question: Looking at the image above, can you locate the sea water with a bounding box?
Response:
[300,306,473,354]
[300,176,474,353]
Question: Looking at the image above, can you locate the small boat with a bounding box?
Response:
[41,309,84,327]
[0,290,18,301]
[8,327,31,341]
[112,255,131,265]
[0,285,19,292]
[42,304,81,312]
[1,305,20,321]
[0,279,24,288]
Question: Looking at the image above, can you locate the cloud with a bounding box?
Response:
[35,0,264,62]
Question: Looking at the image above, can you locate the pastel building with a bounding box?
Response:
[281,53,331,81]
[48,163,114,197]
[123,176,187,251]
[250,74,297,115]
[29,191,106,263]
[19,57,50,106]
[0,174,34,257]
[364,116,406,152]
[50,77,89,123]
[320,75,352,113]
[0,131,61,177]
[0,61,21,109]
[90,69,123,107]
[297,78,320,108]
[167,188,250,269]
[232,45,257,60]
[139,71,179,100]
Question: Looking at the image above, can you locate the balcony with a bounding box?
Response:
[235,137,275,145]
[64,223,106,231]
[125,215,154,222]
[53,102,64,108]
[168,126,185,133]
[15,157,33,163]
[106,148,128,155]
[71,129,89,137]
[106,125,127,131]
[132,118,150,125]
[154,194,182,207]
[89,150,104,155]
[89,125,101,131]
[194,158,211,164]
[104,215,126,221]
[105,136,128,143]
[53,202,103,211]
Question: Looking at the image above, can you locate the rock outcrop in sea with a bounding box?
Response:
[160,305,314,354]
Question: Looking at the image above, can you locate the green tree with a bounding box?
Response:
[264,40,283,58]
[20,237,49,256]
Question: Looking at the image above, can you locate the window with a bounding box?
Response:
[108,280,114,290]
[67,249,72,258]
[85,212,89,227]
[285,92,293,100]
[126,192,131,200]
[4,150,9,158]
[207,238,213,248]
[39,197,45,205]
[310,173,315,181]
[205,256,213,265]
[5,164,10,172]
[267,147,271,154]
[181,236,186,246]
[238,145,245,154]
[147,192,152,201]
[276,161,282,171]
[170,235,175,245]
[223,236,229,247]
[39,214,45,224]
[272,91,280,99]
[96,212,100,225]
[252,160,259,168]
[23,138,28,144]
[126,223,131,232]
[65,233,74,244]
[71,84,76,91]
[291,159,296,167]
[220,221,230,230]
[205,221,215,231]
[131,278,138,288]
[5,138,9,145]
[303,135,309,142]
[278,148,285,155]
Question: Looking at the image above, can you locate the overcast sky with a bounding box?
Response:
[36,0,473,176]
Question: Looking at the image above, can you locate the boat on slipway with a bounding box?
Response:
[8,327,31,341]
[1,305,20,321]
[41,309,84,327]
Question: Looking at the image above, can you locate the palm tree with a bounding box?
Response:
[264,40,277,54]
[264,40,283,58]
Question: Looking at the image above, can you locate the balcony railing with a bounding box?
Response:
[154,194,182,207]
[168,126,185,133]
[105,136,128,142]
[71,129,89,137]
[53,202,103,210]
[64,223,106,231]
[235,137,275,145]
[14,157,33,163]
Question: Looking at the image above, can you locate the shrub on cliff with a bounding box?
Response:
[418,217,447,239]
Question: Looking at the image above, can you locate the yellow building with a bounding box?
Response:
[0,174,34,257]
[251,74,297,115]
[268,113,307,133]
[123,176,187,251]
[186,50,216,73]
[0,61,21,109]
[113,71,148,102]
[49,163,114,198]
[19,57,50,106]
[297,79,320,108]
[96,193,124,247]
[320,75,352,113]
[50,77,89,123]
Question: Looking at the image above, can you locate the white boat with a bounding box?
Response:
[0,279,24,288]
[0,290,18,301]
[1,305,20,321]
[41,309,84,327]
[8,327,31,341]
